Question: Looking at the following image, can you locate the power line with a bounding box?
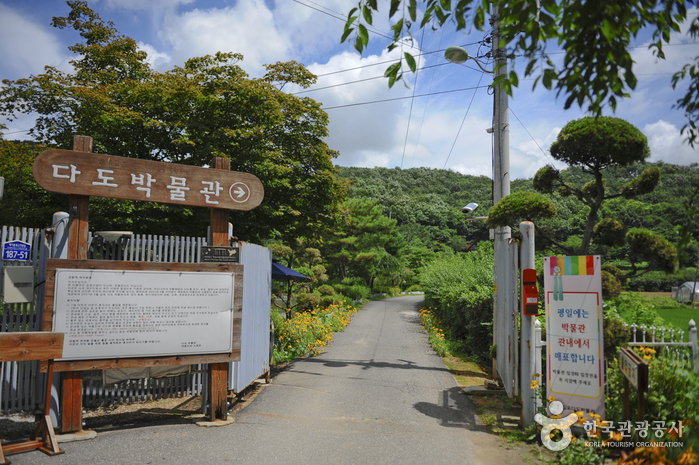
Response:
[311,41,486,78]
[321,85,490,110]
[443,72,487,169]
[401,27,427,169]
[509,107,557,167]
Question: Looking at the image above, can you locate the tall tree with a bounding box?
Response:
[489,116,678,279]
[342,0,699,145]
[0,1,348,242]
[322,198,404,290]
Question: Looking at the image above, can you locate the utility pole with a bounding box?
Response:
[491,5,511,381]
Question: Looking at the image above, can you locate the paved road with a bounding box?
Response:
[10,296,520,465]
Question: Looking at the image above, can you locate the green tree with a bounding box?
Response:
[342,0,699,145]
[0,141,67,227]
[0,1,348,242]
[322,198,404,291]
[269,240,329,317]
[491,116,677,278]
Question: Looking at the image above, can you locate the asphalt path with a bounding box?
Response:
[8,296,520,465]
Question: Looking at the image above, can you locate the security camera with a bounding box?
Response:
[462,202,479,215]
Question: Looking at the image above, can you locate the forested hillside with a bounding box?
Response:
[338,161,699,269]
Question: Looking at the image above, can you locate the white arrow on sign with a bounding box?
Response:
[229,182,251,203]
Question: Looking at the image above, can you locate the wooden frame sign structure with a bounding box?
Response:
[33,149,264,210]
[33,137,262,431]
[619,347,648,422]
[0,332,65,463]
[43,259,243,372]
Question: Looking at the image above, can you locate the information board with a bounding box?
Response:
[543,255,605,419]
[52,269,235,360]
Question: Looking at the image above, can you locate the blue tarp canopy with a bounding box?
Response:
[272,260,310,282]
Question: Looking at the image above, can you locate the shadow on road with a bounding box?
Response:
[413,386,489,432]
[301,357,450,373]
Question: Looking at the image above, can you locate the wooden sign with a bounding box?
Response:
[620,348,648,392]
[52,269,235,360]
[33,149,264,210]
[42,259,243,373]
[201,246,240,263]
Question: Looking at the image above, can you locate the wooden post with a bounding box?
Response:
[208,156,230,421]
[623,378,630,422]
[61,135,92,433]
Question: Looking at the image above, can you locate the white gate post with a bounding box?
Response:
[520,221,536,427]
[689,319,698,373]
[47,212,69,426]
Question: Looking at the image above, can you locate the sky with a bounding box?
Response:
[0,0,697,180]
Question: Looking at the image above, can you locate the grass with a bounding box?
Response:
[441,354,489,387]
[620,291,699,332]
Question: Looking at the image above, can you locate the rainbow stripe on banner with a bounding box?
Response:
[549,256,594,276]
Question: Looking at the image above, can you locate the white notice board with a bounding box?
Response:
[53,269,235,360]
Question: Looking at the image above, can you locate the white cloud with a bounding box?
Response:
[644,120,697,165]
[138,41,171,69]
[156,2,290,75]
[0,4,70,79]
[104,0,194,10]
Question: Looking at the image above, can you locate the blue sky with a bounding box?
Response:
[1,0,697,179]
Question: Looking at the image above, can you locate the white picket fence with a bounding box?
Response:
[532,317,699,412]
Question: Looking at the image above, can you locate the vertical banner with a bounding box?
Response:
[544,255,605,418]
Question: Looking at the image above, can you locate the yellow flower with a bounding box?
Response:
[677,446,697,465]
[531,380,540,389]
[548,395,556,402]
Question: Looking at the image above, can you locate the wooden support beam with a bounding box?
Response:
[208,156,231,421]
[61,135,92,433]
[1,348,64,462]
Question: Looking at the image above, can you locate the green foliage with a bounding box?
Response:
[606,356,699,460]
[601,270,623,300]
[602,310,630,358]
[626,228,678,274]
[550,117,650,169]
[341,0,697,142]
[419,243,494,363]
[1,2,348,243]
[558,440,605,465]
[532,165,559,194]
[621,167,661,198]
[271,299,358,363]
[607,293,664,328]
[593,218,626,248]
[486,191,557,229]
[626,268,697,292]
[0,141,67,227]
[321,197,403,291]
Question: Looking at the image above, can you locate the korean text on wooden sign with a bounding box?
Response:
[543,255,605,419]
[33,149,264,210]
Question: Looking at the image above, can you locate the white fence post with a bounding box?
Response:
[534,319,543,411]
[690,319,698,374]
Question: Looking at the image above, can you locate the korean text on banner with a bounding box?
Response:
[543,255,605,419]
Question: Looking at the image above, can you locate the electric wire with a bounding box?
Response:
[400,27,427,169]
[321,85,491,110]
[442,71,486,169]
[509,107,557,167]
[408,28,447,169]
